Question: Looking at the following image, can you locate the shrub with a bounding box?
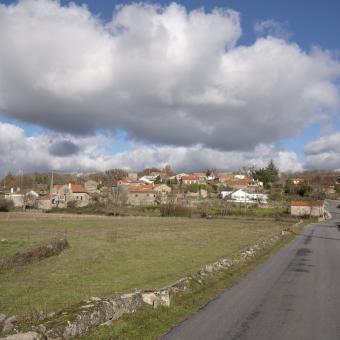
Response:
[0,237,70,271]
[0,197,14,212]
[160,203,192,217]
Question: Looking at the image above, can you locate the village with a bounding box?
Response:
[1,163,338,218]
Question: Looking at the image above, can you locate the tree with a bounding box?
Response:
[251,160,279,187]
[284,178,295,194]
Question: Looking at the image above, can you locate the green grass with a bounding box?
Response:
[83,221,308,340]
[0,212,298,318]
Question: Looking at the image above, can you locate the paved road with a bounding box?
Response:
[164,200,340,340]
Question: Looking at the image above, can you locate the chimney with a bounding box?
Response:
[68,183,72,189]
[11,187,14,194]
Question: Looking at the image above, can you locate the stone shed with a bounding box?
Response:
[290,201,324,217]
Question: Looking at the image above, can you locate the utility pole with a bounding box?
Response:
[50,171,54,194]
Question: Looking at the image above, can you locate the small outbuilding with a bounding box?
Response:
[290,201,324,217]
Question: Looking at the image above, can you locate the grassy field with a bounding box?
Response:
[0,212,298,318]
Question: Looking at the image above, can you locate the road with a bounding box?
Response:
[163,200,340,340]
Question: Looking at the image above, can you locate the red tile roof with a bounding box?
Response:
[181,175,199,181]
[128,184,154,193]
[70,184,87,193]
[290,201,324,207]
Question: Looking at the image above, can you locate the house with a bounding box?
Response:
[52,183,89,207]
[220,191,233,199]
[181,175,199,185]
[230,189,268,204]
[154,184,172,194]
[126,184,157,206]
[154,184,172,204]
[174,173,189,181]
[37,194,53,210]
[84,180,99,194]
[4,191,25,208]
[117,178,136,186]
[127,172,138,181]
[290,201,324,217]
[192,173,207,183]
[138,176,156,184]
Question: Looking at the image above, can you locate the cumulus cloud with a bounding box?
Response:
[0,0,339,152]
[304,132,340,170]
[254,19,292,40]
[0,122,302,175]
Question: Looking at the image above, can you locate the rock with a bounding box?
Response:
[2,315,17,332]
[142,292,157,306]
[89,297,101,302]
[100,319,113,327]
[142,291,170,308]
[80,304,95,309]
[0,313,7,324]
[203,264,214,274]
[3,331,41,340]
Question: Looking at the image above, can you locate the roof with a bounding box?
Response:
[70,184,87,193]
[128,184,154,193]
[181,175,199,181]
[54,183,87,193]
[290,201,324,207]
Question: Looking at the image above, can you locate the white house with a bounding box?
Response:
[220,191,233,199]
[230,189,268,204]
[138,176,156,184]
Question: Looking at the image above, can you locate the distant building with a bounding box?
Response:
[290,201,324,217]
[127,172,138,181]
[52,183,89,207]
[5,191,24,208]
[230,189,268,204]
[181,175,199,185]
[84,180,99,194]
[127,184,157,206]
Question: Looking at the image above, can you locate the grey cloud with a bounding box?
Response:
[0,122,303,175]
[49,140,80,157]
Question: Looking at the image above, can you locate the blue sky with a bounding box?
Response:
[0,0,339,173]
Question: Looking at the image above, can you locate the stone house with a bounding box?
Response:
[52,183,89,207]
[290,201,324,217]
[127,184,157,206]
[37,194,52,210]
[84,180,99,194]
[181,175,199,185]
[4,192,24,208]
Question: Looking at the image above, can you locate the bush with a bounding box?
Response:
[0,197,14,212]
[160,203,192,217]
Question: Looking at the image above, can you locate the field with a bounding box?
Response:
[0,212,298,317]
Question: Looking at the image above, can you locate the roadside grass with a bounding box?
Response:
[0,212,298,319]
[82,221,308,340]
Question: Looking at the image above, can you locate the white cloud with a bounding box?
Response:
[304,132,340,170]
[0,0,339,151]
[0,122,303,175]
[254,19,292,40]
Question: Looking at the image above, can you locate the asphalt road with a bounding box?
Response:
[163,200,340,340]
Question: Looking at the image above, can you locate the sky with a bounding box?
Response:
[0,0,339,175]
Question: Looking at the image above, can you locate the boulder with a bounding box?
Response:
[2,316,17,333]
